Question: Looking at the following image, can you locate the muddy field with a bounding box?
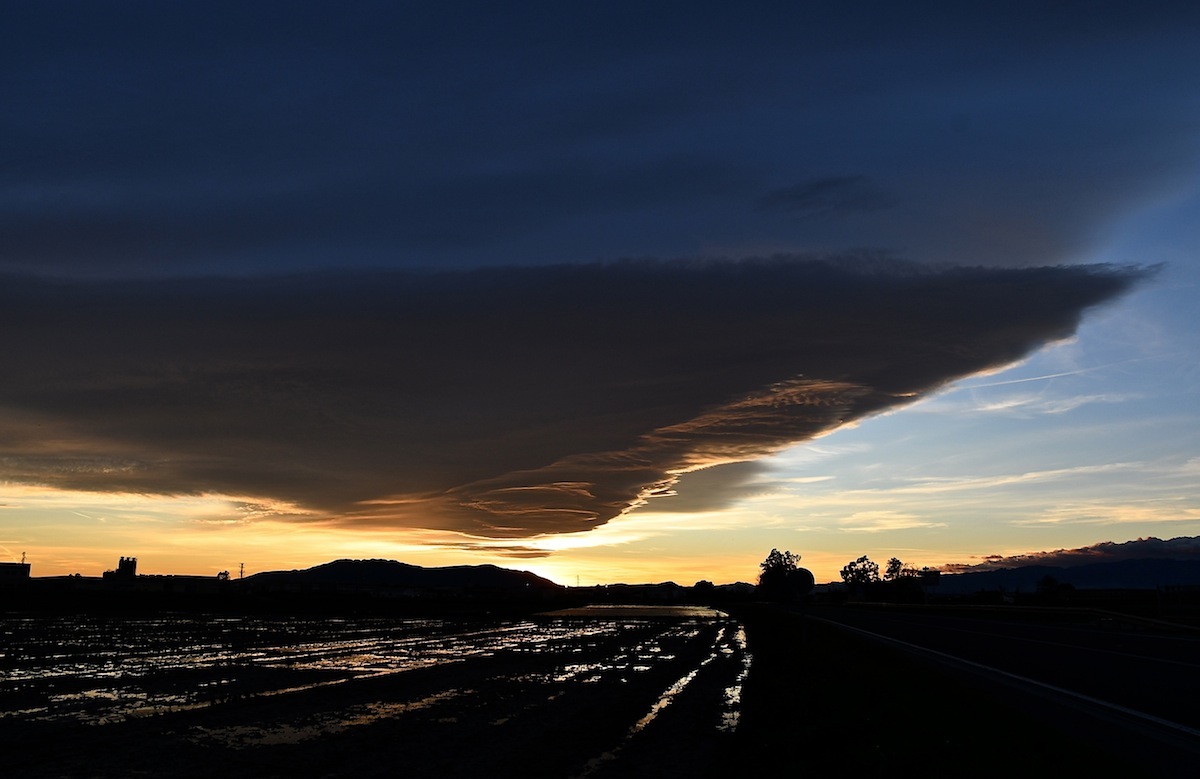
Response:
[0,609,749,778]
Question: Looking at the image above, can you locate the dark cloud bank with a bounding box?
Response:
[755,177,899,220]
[5,3,1199,277]
[0,259,1143,547]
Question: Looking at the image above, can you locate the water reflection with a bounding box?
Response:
[193,688,471,747]
[570,622,750,778]
[1,612,751,758]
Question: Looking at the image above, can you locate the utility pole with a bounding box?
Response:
[239,562,245,580]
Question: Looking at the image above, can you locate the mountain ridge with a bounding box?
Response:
[933,557,1200,595]
[242,558,562,592]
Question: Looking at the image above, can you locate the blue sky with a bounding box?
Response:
[2,2,1198,583]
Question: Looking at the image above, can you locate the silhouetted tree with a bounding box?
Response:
[840,555,880,587]
[759,549,799,582]
[1035,575,1074,603]
[878,558,927,602]
[884,557,923,581]
[757,549,812,601]
[1036,575,1059,594]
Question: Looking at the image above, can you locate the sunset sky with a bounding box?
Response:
[3,2,1199,585]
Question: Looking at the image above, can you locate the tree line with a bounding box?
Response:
[758,549,939,601]
[840,555,936,585]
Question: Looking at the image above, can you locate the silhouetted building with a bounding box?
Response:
[96,556,229,594]
[103,556,137,580]
[0,561,32,586]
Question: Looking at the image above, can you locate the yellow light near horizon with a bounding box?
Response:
[2,483,775,585]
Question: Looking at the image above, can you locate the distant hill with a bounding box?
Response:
[935,558,1200,595]
[242,559,562,594]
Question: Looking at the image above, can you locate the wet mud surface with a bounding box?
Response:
[0,612,749,778]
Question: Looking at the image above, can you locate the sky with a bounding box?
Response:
[3,2,1199,585]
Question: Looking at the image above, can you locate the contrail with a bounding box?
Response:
[960,350,1194,389]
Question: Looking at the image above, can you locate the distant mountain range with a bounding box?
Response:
[239,552,1200,598]
[934,558,1200,595]
[943,535,1200,572]
[242,559,562,593]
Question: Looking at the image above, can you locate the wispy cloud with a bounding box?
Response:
[781,475,837,485]
[1014,500,1200,527]
[887,462,1143,495]
[969,392,1140,415]
[0,484,311,524]
[836,511,944,533]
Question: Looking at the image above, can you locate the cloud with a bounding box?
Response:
[755,177,898,220]
[4,4,1198,276]
[0,258,1144,539]
[968,392,1140,415]
[1013,500,1200,527]
[888,462,1143,495]
[836,511,944,533]
[943,534,1200,572]
[0,155,750,273]
[633,461,779,514]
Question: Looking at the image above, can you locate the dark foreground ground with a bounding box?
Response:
[731,603,1196,778]
[2,604,1193,778]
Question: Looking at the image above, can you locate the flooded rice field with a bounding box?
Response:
[0,609,751,778]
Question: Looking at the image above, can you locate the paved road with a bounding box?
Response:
[808,605,1200,769]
